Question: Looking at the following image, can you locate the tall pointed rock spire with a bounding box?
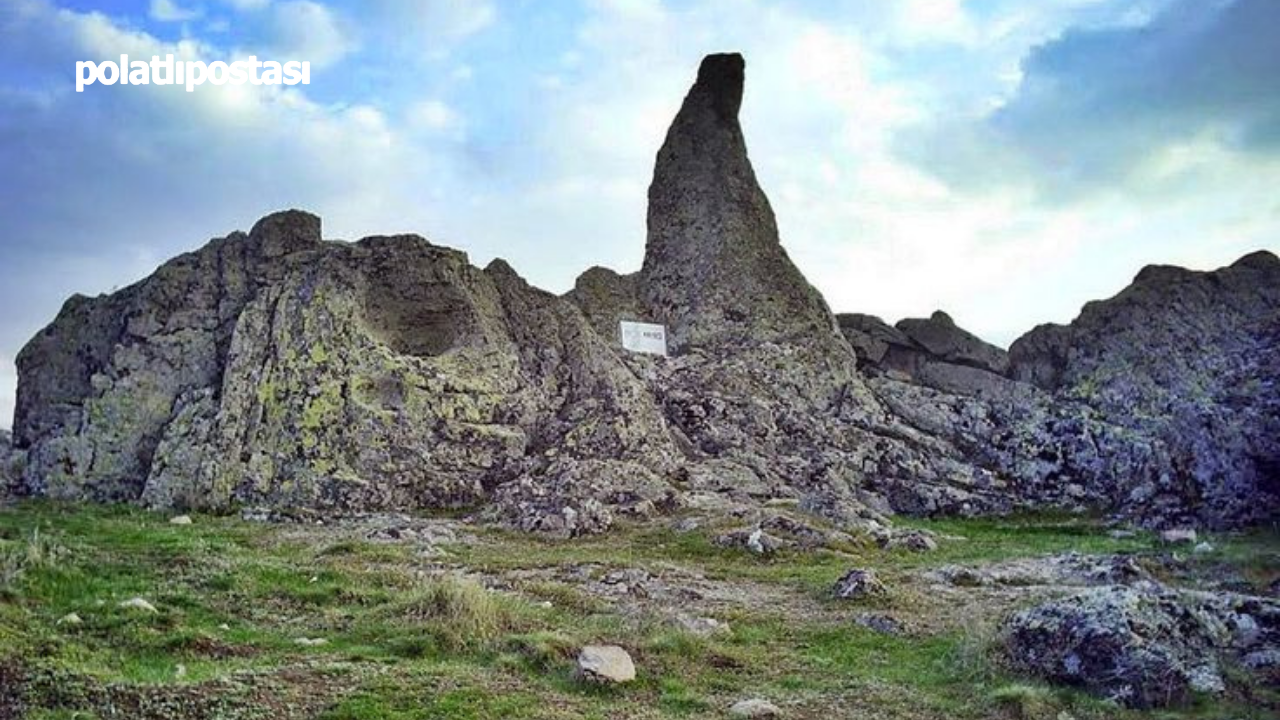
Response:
[640,53,847,355]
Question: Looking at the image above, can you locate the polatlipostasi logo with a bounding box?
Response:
[76,55,309,93]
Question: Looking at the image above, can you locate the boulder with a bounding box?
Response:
[1159,528,1198,545]
[1001,584,1280,708]
[835,313,912,368]
[575,645,636,684]
[715,528,788,556]
[896,311,1010,375]
[118,597,158,614]
[832,569,885,599]
[728,698,782,718]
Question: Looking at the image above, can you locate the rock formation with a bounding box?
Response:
[1008,252,1280,528]
[7,52,1279,533]
[14,213,679,535]
[841,253,1280,530]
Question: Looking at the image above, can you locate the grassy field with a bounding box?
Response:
[0,501,1275,719]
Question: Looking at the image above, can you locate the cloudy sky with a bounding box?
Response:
[1,0,1278,429]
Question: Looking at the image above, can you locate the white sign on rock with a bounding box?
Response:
[619,321,668,357]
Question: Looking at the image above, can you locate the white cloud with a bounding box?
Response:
[0,0,452,426]
[264,0,352,67]
[408,99,463,135]
[150,0,202,23]
[891,0,978,45]
[363,0,496,50]
[222,0,271,10]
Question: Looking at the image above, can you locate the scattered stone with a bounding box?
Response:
[1193,542,1215,554]
[672,517,701,533]
[118,597,158,614]
[1159,528,1198,545]
[715,528,788,556]
[294,637,328,647]
[728,698,782,718]
[1108,529,1137,539]
[832,569,885,599]
[878,528,938,552]
[674,614,731,637]
[56,612,83,626]
[168,515,193,525]
[175,664,187,679]
[576,645,636,684]
[852,613,903,635]
[217,623,231,631]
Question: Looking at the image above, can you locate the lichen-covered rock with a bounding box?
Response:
[575,645,636,684]
[1002,584,1280,708]
[13,211,680,529]
[927,553,1148,588]
[16,212,319,502]
[833,568,886,599]
[0,429,19,497]
[619,53,1014,524]
[1008,251,1280,528]
[9,52,1277,534]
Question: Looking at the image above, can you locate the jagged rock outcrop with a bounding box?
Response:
[840,255,1280,530]
[838,311,1019,401]
[1008,252,1280,528]
[14,212,679,533]
[607,53,1012,520]
[8,52,1278,533]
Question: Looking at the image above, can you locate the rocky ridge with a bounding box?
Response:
[6,53,1279,533]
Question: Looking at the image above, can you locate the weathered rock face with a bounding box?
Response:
[1002,584,1280,708]
[8,52,1277,533]
[1009,252,1280,528]
[567,53,1016,524]
[0,429,19,496]
[15,212,312,502]
[838,311,1018,401]
[841,257,1280,530]
[14,212,679,531]
[640,53,845,357]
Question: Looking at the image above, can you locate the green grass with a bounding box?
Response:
[0,501,1274,720]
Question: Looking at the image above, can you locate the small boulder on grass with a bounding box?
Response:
[714,528,788,556]
[833,569,885,599]
[575,644,635,684]
[118,597,158,613]
[729,698,781,718]
[169,515,193,526]
[1159,528,1197,545]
